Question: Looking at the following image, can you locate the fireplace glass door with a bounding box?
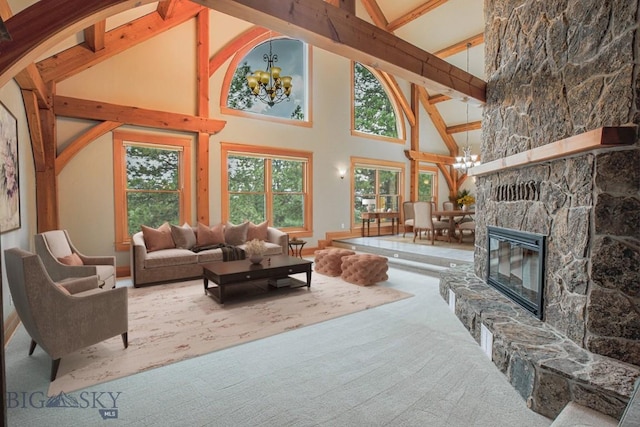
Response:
[487,227,545,319]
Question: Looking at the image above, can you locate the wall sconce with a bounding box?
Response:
[338,168,346,180]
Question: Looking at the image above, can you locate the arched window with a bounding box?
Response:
[352,62,403,140]
[223,37,309,123]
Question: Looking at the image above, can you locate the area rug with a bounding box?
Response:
[48,273,412,396]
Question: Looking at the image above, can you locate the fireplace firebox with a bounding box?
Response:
[487,226,546,319]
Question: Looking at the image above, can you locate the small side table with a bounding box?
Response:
[289,240,307,258]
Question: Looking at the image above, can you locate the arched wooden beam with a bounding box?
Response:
[209,26,269,76]
[55,121,122,174]
[0,0,157,88]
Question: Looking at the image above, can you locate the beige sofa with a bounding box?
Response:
[130,224,288,287]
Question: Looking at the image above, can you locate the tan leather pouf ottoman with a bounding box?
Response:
[314,248,356,276]
[340,254,389,286]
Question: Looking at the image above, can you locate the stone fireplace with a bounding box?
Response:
[440,0,640,420]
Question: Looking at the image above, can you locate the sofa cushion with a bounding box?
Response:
[196,249,225,263]
[144,248,198,268]
[246,221,268,241]
[170,223,196,249]
[196,222,225,246]
[142,222,175,252]
[58,252,83,266]
[225,221,249,246]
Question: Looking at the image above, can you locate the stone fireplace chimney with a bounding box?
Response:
[440,0,640,420]
[477,0,640,366]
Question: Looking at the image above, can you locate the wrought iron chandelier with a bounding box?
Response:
[246,37,293,107]
[453,43,480,174]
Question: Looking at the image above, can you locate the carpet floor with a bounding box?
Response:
[48,273,411,396]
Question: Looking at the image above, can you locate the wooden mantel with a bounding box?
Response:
[468,126,637,176]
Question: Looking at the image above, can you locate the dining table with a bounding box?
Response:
[431,209,475,241]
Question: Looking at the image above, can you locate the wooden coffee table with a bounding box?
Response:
[202,255,313,304]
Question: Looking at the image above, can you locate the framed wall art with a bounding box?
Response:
[0,102,19,233]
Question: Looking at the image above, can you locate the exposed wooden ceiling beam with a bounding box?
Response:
[0,0,159,89]
[404,149,454,164]
[387,0,448,32]
[13,63,51,108]
[417,86,459,155]
[83,20,106,52]
[0,0,11,20]
[56,121,122,173]
[333,0,355,14]
[54,95,227,134]
[434,33,484,59]
[21,89,46,171]
[157,0,178,19]
[193,0,486,103]
[428,93,450,104]
[36,1,202,83]
[379,71,415,127]
[446,120,481,134]
[360,0,388,28]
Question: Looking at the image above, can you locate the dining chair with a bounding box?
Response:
[458,220,476,243]
[402,201,414,237]
[413,201,450,244]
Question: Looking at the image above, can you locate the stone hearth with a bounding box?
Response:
[440,265,640,420]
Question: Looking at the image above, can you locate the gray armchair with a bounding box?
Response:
[4,248,128,381]
[35,229,116,288]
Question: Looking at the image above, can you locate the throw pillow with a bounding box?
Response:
[246,221,268,241]
[141,222,175,252]
[57,252,83,266]
[224,221,249,246]
[196,222,225,246]
[170,223,196,249]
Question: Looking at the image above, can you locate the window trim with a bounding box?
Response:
[350,156,405,230]
[220,142,313,236]
[418,165,439,205]
[220,34,313,127]
[350,61,406,143]
[113,131,192,251]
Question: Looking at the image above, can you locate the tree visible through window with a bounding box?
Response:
[125,145,180,233]
[113,132,191,249]
[222,143,312,232]
[418,171,435,202]
[353,62,399,138]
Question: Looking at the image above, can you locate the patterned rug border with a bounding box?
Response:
[48,273,412,396]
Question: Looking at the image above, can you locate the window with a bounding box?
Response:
[221,143,313,233]
[352,62,403,140]
[222,37,310,124]
[351,158,404,227]
[418,166,438,203]
[113,131,192,250]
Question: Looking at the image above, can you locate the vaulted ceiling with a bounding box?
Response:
[1,0,485,144]
[0,0,485,229]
